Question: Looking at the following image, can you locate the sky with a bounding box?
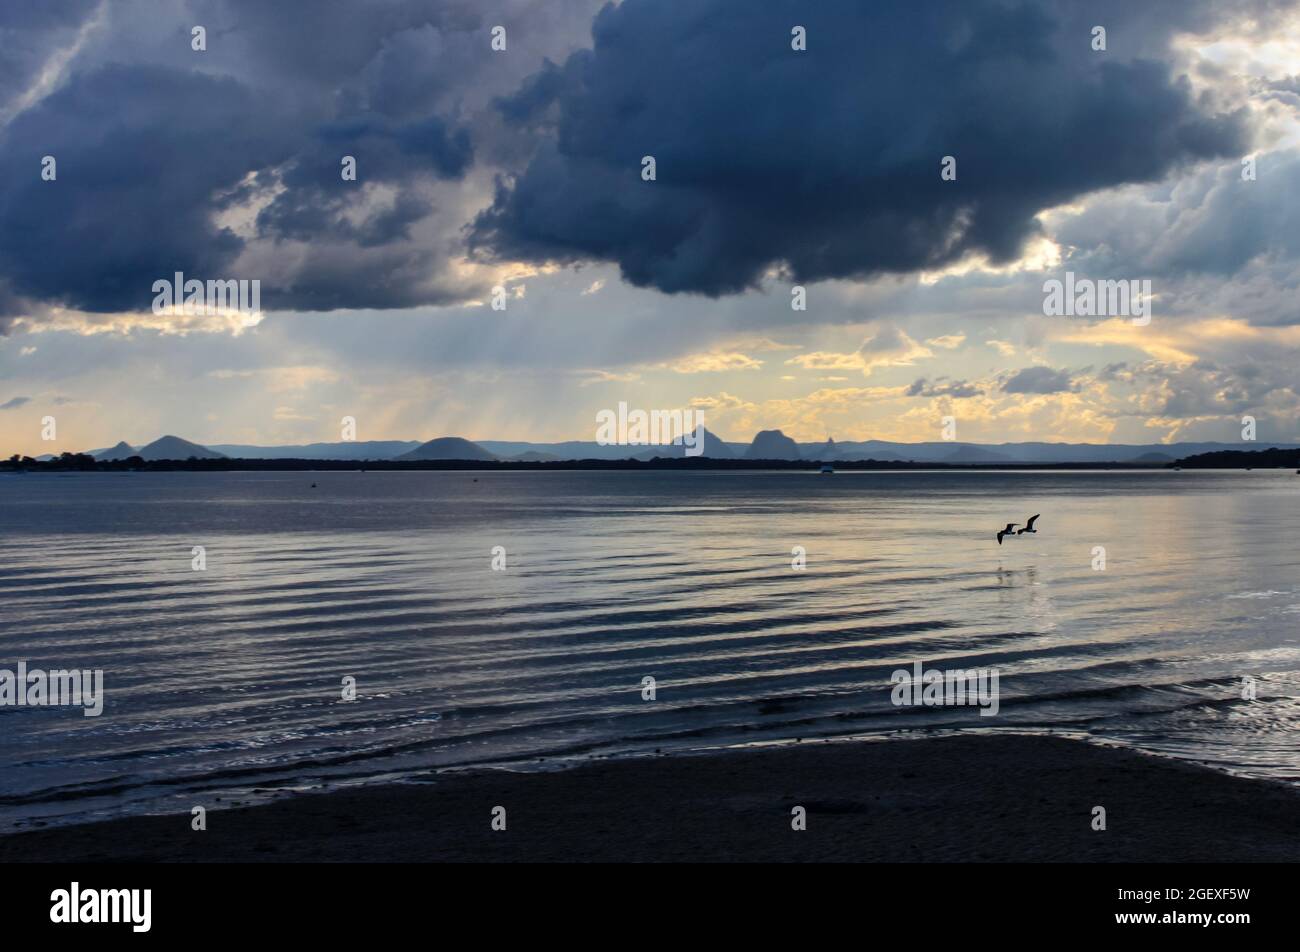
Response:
[2,0,1300,456]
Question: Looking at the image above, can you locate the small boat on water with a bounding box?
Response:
[820,464,834,474]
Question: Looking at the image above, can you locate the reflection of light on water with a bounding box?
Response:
[1,468,1299,829]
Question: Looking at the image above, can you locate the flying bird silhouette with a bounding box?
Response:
[1016,514,1041,535]
[996,523,1018,545]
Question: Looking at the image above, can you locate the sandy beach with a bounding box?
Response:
[3,734,1298,863]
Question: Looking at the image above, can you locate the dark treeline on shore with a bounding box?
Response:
[1173,447,1300,468]
[4,451,1285,473]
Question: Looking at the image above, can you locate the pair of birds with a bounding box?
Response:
[997,514,1040,544]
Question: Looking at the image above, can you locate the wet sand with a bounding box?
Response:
[3,734,1298,862]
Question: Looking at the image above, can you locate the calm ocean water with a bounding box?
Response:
[1,469,1298,828]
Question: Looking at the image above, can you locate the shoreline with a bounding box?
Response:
[3,458,1181,472]
[3,734,1298,862]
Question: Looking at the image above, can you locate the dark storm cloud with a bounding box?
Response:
[0,1,98,95]
[1002,366,1075,394]
[0,0,1286,332]
[0,0,601,324]
[471,0,1256,296]
[254,115,472,248]
[0,396,32,410]
[0,1,98,29]
[0,64,291,317]
[0,21,473,318]
[214,0,482,88]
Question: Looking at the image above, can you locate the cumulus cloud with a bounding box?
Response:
[689,391,755,413]
[1002,365,1076,394]
[788,324,933,376]
[577,369,640,387]
[668,351,763,373]
[1044,147,1300,330]
[907,377,984,398]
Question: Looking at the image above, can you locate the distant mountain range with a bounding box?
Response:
[399,437,498,461]
[91,435,226,461]
[209,440,418,460]
[76,429,1300,464]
